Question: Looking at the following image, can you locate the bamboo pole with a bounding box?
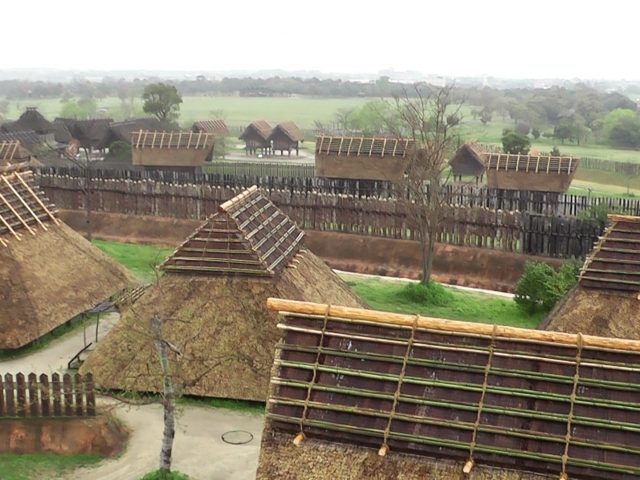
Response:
[267,298,640,353]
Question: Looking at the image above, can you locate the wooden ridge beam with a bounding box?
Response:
[266,298,640,352]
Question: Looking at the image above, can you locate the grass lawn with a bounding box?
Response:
[0,453,101,480]
[344,276,543,329]
[92,240,173,283]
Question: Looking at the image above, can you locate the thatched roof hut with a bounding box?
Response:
[268,122,304,156]
[6,107,54,135]
[449,142,486,180]
[315,135,414,182]
[68,118,114,150]
[130,130,215,170]
[192,120,230,137]
[485,153,578,192]
[0,170,135,349]
[258,298,640,480]
[542,214,640,337]
[81,186,364,400]
[105,118,163,145]
[239,120,272,155]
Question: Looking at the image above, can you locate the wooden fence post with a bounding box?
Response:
[28,373,38,417]
[0,375,4,416]
[74,373,84,416]
[16,373,26,417]
[86,373,95,416]
[4,374,14,416]
[40,373,50,417]
[63,373,73,416]
[52,373,61,416]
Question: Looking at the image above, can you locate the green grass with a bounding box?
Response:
[139,470,192,480]
[0,453,101,480]
[345,277,544,328]
[177,396,265,415]
[92,240,173,283]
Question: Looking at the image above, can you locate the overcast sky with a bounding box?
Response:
[3,0,638,80]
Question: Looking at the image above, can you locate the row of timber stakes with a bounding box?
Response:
[37,173,602,259]
[0,373,95,418]
[36,166,640,216]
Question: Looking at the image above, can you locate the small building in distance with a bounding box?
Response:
[543,214,640,338]
[268,122,304,156]
[67,118,114,151]
[2,107,54,135]
[192,120,230,137]
[485,153,578,193]
[315,135,414,182]
[105,118,163,146]
[239,120,272,156]
[131,130,214,172]
[449,142,486,183]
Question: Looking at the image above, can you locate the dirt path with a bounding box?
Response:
[64,401,262,480]
[0,312,119,376]
[0,312,264,480]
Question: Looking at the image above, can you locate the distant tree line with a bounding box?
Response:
[1,76,637,149]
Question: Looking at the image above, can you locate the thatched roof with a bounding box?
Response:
[239,121,272,141]
[486,153,579,174]
[161,186,304,277]
[70,119,114,149]
[81,187,364,400]
[579,214,640,294]
[0,130,45,151]
[316,135,414,157]
[269,122,303,142]
[192,120,230,137]
[0,171,135,348]
[52,119,73,144]
[12,108,54,135]
[449,142,486,177]
[132,130,213,149]
[260,298,640,480]
[108,119,163,144]
[542,214,640,337]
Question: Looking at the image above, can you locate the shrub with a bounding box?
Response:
[139,470,192,480]
[399,281,454,307]
[515,260,580,313]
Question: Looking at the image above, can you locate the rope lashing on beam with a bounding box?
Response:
[294,304,331,447]
[465,323,498,474]
[379,315,419,457]
[560,333,583,480]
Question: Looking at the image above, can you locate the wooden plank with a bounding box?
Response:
[266,298,640,352]
[40,374,50,417]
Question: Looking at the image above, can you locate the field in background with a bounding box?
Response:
[6,95,640,163]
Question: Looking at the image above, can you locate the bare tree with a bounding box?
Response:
[385,84,463,284]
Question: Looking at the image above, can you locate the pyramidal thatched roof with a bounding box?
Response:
[81,187,364,400]
[542,215,640,338]
[161,186,304,277]
[0,171,136,349]
[14,107,54,135]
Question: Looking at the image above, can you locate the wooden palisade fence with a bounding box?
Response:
[0,373,95,418]
[37,166,640,216]
[37,173,601,259]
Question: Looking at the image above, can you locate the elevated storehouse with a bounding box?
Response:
[268,122,304,156]
[485,153,578,193]
[239,120,272,156]
[449,142,486,182]
[192,120,230,137]
[131,130,215,171]
[315,135,414,182]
